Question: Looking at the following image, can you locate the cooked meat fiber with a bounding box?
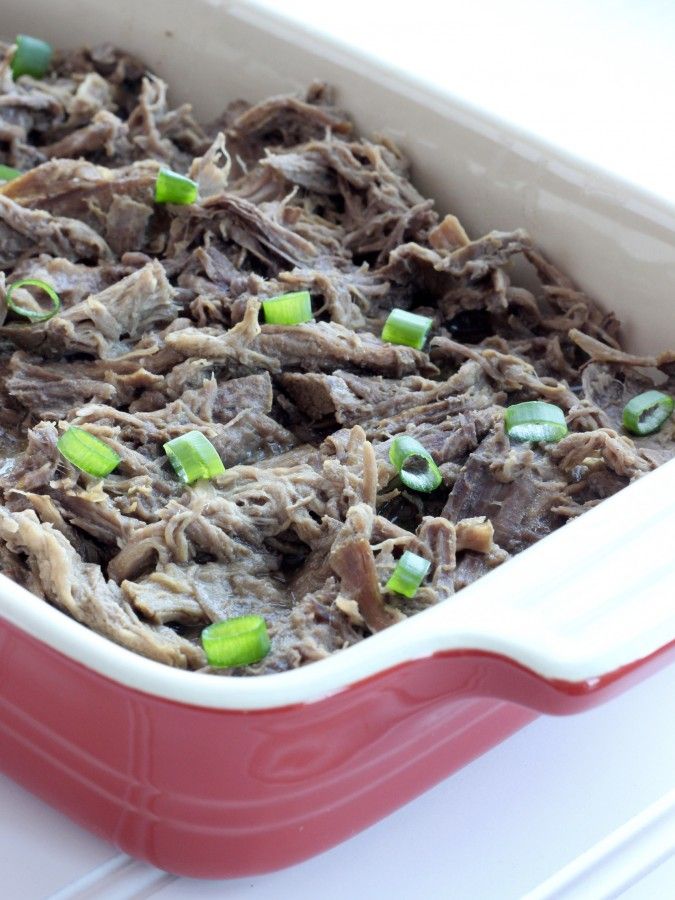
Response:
[0,39,673,674]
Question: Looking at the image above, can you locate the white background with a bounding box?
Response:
[3,1,675,897]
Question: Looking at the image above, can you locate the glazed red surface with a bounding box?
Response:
[0,616,672,878]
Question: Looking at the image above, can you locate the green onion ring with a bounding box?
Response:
[201,616,271,667]
[11,35,53,80]
[0,164,22,183]
[154,167,198,205]
[6,278,61,323]
[164,430,226,484]
[504,401,568,443]
[262,290,313,325]
[389,434,443,493]
[622,390,674,436]
[386,551,431,598]
[381,308,433,350]
[57,427,121,478]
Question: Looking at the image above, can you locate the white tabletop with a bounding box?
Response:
[4,1,675,896]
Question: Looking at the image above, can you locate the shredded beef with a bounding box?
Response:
[0,39,673,675]
[0,193,113,266]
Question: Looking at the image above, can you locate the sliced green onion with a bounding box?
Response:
[6,278,61,323]
[623,390,674,436]
[11,35,53,80]
[0,164,21,183]
[201,615,271,667]
[57,426,121,477]
[154,167,198,205]
[504,401,568,443]
[389,434,442,493]
[262,290,313,325]
[164,430,225,484]
[381,309,433,350]
[386,550,431,598]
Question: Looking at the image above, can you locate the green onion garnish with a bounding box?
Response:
[381,309,433,350]
[154,167,198,205]
[0,164,21,183]
[6,278,61,323]
[164,430,226,484]
[57,426,121,478]
[504,401,568,443]
[622,390,674,436]
[262,291,313,325]
[201,615,271,667]
[389,434,443,493]
[11,35,53,80]
[386,550,431,598]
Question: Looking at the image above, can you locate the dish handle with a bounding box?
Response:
[418,457,675,715]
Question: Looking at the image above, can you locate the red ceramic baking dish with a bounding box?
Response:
[2,0,675,879]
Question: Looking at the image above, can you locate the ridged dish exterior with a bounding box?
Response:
[0,619,536,877]
[3,606,673,876]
